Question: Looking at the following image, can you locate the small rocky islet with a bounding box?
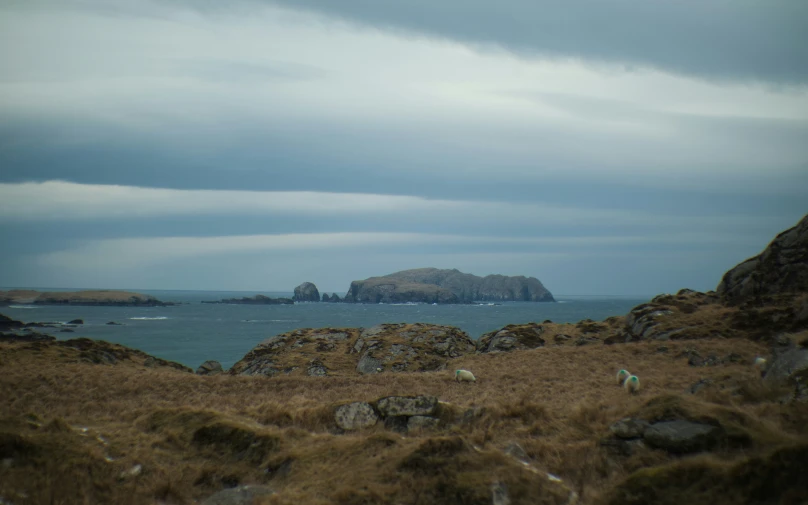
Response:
[1,214,807,505]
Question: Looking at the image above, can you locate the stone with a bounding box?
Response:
[118,464,142,480]
[334,402,379,430]
[196,360,224,376]
[407,416,440,432]
[376,396,438,417]
[67,319,84,325]
[293,282,320,302]
[106,321,122,325]
[200,485,275,505]
[609,418,650,439]
[643,420,724,453]
[143,356,157,368]
[763,347,808,401]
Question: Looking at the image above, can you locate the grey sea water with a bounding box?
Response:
[2,290,649,369]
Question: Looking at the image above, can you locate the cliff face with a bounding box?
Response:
[343,268,554,304]
[717,214,808,303]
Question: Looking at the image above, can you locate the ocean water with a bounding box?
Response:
[2,289,649,369]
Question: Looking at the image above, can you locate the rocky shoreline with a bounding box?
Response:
[0,289,175,307]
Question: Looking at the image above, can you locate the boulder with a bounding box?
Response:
[67,319,84,325]
[376,396,438,417]
[334,402,379,430]
[477,323,546,353]
[643,420,724,453]
[293,282,320,302]
[200,485,275,505]
[718,214,808,302]
[196,360,224,376]
[609,418,650,439]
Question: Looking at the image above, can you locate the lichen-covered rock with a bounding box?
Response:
[196,360,223,376]
[293,282,320,302]
[376,396,438,417]
[477,323,546,353]
[334,402,379,430]
[718,214,808,303]
[643,420,725,453]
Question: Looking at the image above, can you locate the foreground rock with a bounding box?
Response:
[718,214,808,303]
[643,420,725,453]
[334,402,379,430]
[292,282,320,302]
[343,267,554,304]
[230,323,476,377]
[0,289,173,307]
[201,295,293,305]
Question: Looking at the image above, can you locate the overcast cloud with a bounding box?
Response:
[0,0,806,296]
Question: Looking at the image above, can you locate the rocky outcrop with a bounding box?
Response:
[718,214,808,303]
[196,360,224,376]
[351,324,476,374]
[477,323,547,352]
[763,345,808,402]
[293,282,320,302]
[343,268,554,304]
[0,289,173,307]
[643,420,725,453]
[229,324,476,377]
[201,295,293,305]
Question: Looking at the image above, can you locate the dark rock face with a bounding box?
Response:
[477,323,546,353]
[196,360,224,376]
[643,420,725,453]
[0,314,24,331]
[763,347,808,402]
[344,268,554,304]
[718,214,808,303]
[201,295,293,305]
[293,282,320,302]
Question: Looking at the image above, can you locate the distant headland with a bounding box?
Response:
[0,289,174,307]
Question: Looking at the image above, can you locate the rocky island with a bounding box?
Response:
[201,294,293,305]
[0,289,173,307]
[1,214,806,505]
[342,268,555,304]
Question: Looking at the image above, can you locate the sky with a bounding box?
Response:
[0,0,806,297]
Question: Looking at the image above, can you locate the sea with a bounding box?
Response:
[2,289,650,370]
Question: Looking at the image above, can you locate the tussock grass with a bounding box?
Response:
[1,335,804,504]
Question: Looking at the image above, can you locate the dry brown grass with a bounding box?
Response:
[1,335,805,505]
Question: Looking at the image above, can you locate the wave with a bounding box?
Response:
[8,305,40,309]
[242,319,302,323]
[129,316,169,320]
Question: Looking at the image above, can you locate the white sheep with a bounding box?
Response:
[616,369,631,385]
[624,375,640,394]
[455,369,476,383]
